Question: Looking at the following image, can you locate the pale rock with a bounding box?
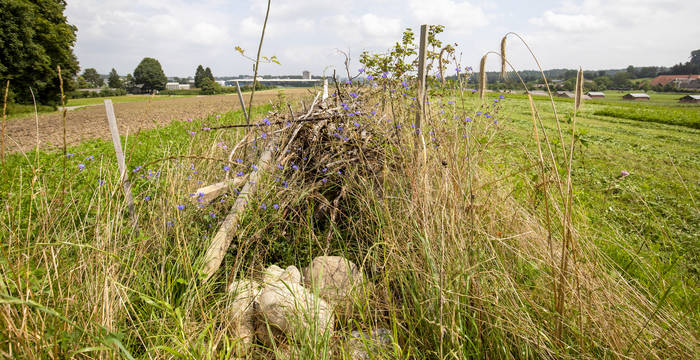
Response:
[256,281,334,343]
[227,278,261,353]
[302,256,362,305]
[262,265,286,285]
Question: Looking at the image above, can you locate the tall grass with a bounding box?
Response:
[0,43,697,360]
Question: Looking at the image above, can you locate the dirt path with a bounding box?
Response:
[4,88,311,154]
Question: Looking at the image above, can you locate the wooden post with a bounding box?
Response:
[322,79,329,103]
[415,24,428,132]
[104,99,137,228]
[235,81,249,125]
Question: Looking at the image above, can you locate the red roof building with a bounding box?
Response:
[650,75,700,86]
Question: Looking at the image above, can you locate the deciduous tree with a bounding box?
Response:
[0,0,79,105]
[82,68,103,87]
[134,57,167,92]
[108,68,122,89]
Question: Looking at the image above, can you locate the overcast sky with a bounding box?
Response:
[65,0,700,78]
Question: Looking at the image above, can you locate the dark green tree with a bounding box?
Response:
[194,65,205,88]
[611,72,632,89]
[0,0,79,105]
[124,73,135,92]
[593,76,611,90]
[205,67,215,81]
[108,68,122,88]
[82,68,103,87]
[76,75,88,89]
[133,57,167,92]
[690,49,700,65]
[199,77,220,95]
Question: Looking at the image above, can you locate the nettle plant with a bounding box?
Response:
[359,25,454,81]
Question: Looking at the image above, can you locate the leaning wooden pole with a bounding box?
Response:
[201,144,275,282]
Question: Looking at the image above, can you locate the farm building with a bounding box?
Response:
[679,95,700,103]
[556,91,592,100]
[650,75,700,87]
[623,93,650,101]
[165,82,180,90]
[587,91,605,98]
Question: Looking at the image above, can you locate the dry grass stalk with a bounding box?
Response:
[1,80,8,164]
[574,68,584,111]
[500,36,507,79]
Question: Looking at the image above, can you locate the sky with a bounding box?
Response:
[65,0,700,78]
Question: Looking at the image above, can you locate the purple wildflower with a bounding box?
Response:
[77,163,85,171]
[177,204,186,210]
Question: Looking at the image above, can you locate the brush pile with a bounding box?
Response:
[198,83,393,283]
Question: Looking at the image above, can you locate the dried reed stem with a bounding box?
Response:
[479,54,487,101]
[574,67,584,111]
[500,36,507,79]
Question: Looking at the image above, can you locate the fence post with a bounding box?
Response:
[235,81,249,125]
[416,24,428,132]
[104,99,137,230]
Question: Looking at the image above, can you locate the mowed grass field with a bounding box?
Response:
[469,91,699,321]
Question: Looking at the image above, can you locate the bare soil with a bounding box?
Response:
[4,88,311,154]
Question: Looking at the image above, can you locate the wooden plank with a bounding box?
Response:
[104,99,137,225]
[415,24,428,132]
[192,176,247,205]
[201,144,275,282]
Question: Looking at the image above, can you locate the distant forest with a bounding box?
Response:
[448,49,700,92]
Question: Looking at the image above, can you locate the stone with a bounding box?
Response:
[262,265,285,285]
[227,278,261,353]
[282,265,301,285]
[302,256,362,305]
[262,264,301,286]
[256,281,334,343]
[346,328,393,360]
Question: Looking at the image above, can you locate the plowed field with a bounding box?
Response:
[5,88,310,153]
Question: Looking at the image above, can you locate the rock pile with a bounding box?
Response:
[227,255,392,358]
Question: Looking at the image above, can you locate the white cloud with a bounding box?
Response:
[408,0,489,34]
[64,0,699,76]
[529,11,609,32]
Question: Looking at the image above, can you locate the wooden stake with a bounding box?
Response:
[104,99,137,229]
[235,81,249,124]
